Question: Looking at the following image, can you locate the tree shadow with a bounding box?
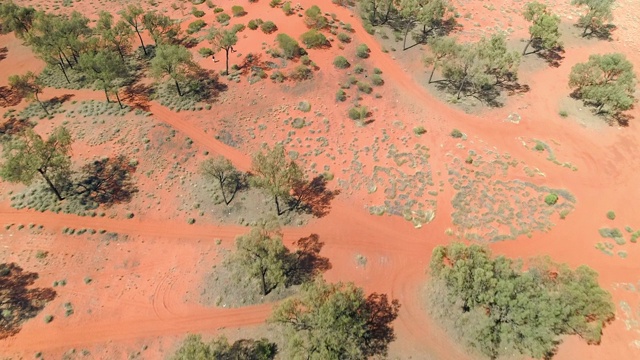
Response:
[122,83,153,112]
[0,47,7,61]
[0,263,57,340]
[227,338,277,359]
[289,175,340,218]
[0,116,33,135]
[612,112,633,127]
[47,94,74,107]
[579,24,616,41]
[286,234,332,286]
[535,45,565,68]
[502,81,531,96]
[75,155,138,206]
[0,86,22,107]
[362,292,401,357]
[185,66,229,103]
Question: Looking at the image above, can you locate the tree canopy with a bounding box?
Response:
[200,156,241,205]
[8,71,47,114]
[150,44,194,96]
[251,144,304,215]
[78,49,129,107]
[208,27,238,74]
[568,53,636,115]
[571,0,615,37]
[270,277,400,360]
[522,1,562,55]
[0,126,73,201]
[429,243,615,359]
[171,334,276,360]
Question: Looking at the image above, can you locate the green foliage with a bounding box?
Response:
[192,7,205,18]
[348,106,368,121]
[355,44,370,58]
[357,81,373,94]
[450,128,463,138]
[333,55,350,69]
[198,47,214,57]
[171,334,276,360]
[208,27,238,73]
[77,49,129,106]
[201,156,241,205]
[300,30,327,48]
[282,2,293,15]
[231,5,246,17]
[143,11,181,45]
[8,71,47,113]
[522,1,562,55]
[304,5,328,29]
[247,19,262,30]
[606,210,616,220]
[571,0,615,37]
[335,89,347,102]
[598,227,623,238]
[413,126,427,135]
[568,53,636,115]
[371,74,384,86]
[216,12,231,24]
[269,0,283,8]
[298,101,311,112]
[544,193,558,205]
[187,19,206,34]
[251,144,304,215]
[150,44,194,96]
[231,23,246,33]
[337,32,351,43]
[271,277,400,360]
[0,2,37,39]
[276,33,301,59]
[0,127,72,201]
[260,21,278,34]
[429,243,615,359]
[289,65,313,81]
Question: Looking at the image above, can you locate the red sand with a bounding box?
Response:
[1,0,640,359]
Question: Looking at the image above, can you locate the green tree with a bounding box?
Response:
[417,0,454,40]
[0,1,37,39]
[118,4,147,55]
[200,156,241,205]
[251,144,304,215]
[207,27,238,74]
[171,334,276,360]
[78,49,129,107]
[143,11,180,46]
[150,44,194,96]
[0,126,73,201]
[429,243,615,359]
[29,12,74,82]
[8,71,48,115]
[230,224,294,296]
[522,1,562,55]
[271,277,400,360]
[568,53,636,114]
[571,0,615,37]
[304,5,328,29]
[423,36,458,83]
[398,0,420,50]
[96,11,133,63]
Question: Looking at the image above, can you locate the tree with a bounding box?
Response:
[416,0,454,40]
[568,53,636,114]
[271,277,400,359]
[423,36,458,83]
[143,11,180,46]
[571,0,615,37]
[251,144,304,215]
[0,1,36,39]
[208,27,238,74]
[96,11,133,63]
[522,1,562,55]
[429,243,615,359]
[78,49,129,107]
[0,126,72,201]
[29,12,73,83]
[200,156,241,205]
[8,71,48,115]
[150,44,194,96]
[398,0,420,50]
[171,334,276,360]
[118,4,147,55]
[230,223,294,296]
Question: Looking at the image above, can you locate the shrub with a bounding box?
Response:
[214,7,224,13]
[298,101,311,112]
[300,30,328,48]
[282,1,293,15]
[337,32,351,43]
[270,71,286,83]
[544,193,558,205]
[300,55,312,65]
[188,218,196,224]
[192,7,205,18]
[348,106,368,121]
[357,81,372,94]
[276,33,301,59]
[232,23,246,33]
[248,19,262,30]
[451,129,463,138]
[289,65,313,80]
[353,64,364,74]
[373,67,382,74]
[356,44,370,58]
[231,5,246,16]
[414,126,427,135]
[606,211,616,220]
[84,277,92,284]
[333,56,350,69]
[336,89,347,102]
[187,20,206,34]
[534,141,545,151]
[304,5,328,29]
[269,0,282,7]
[261,21,278,34]
[216,13,231,24]
[371,74,384,86]
[559,110,568,117]
[44,315,53,323]
[198,47,214,57]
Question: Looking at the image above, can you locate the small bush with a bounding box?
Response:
[270,71,286,82]
[544,193,558,206]
[231,5,246,16]
[198,47,214,57]
[187,20,206,34]
[192,7,205,18]
[300,30,328,48]
[559,110,568,117]
[599,228,623,239]
[44,315,53,323]
[35,250,48,259]
[534,141,545,151]
[451,129,463,138]
[373,67,382,74]
[333,56,350,69]
[248,19,262,30]
[298,101,311,112]
[126,212,134,219]
[261,21,278,34]
[357,81,372,94]
[269,0,282,7]
[356,44,370,58]
[371,74,384,86]
[414,126,427,135]
[353,64,364,74]
[214,7,224,13]
[216,13,231,24]
[348,106,368,121]
[289,65,313,80]
[300,55,312,65]
[304,5,328,29]
[282,1,293,15]
[84,277,92,284]
[187,218,196,224]
[276,33,301,59]
[336,89,347,102]
[606,211,616,220]
[231,23,246,33]
[337,32,351,43]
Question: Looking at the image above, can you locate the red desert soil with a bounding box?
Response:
[1,0,640,359]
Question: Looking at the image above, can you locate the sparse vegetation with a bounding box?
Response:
[333,56,350,69]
